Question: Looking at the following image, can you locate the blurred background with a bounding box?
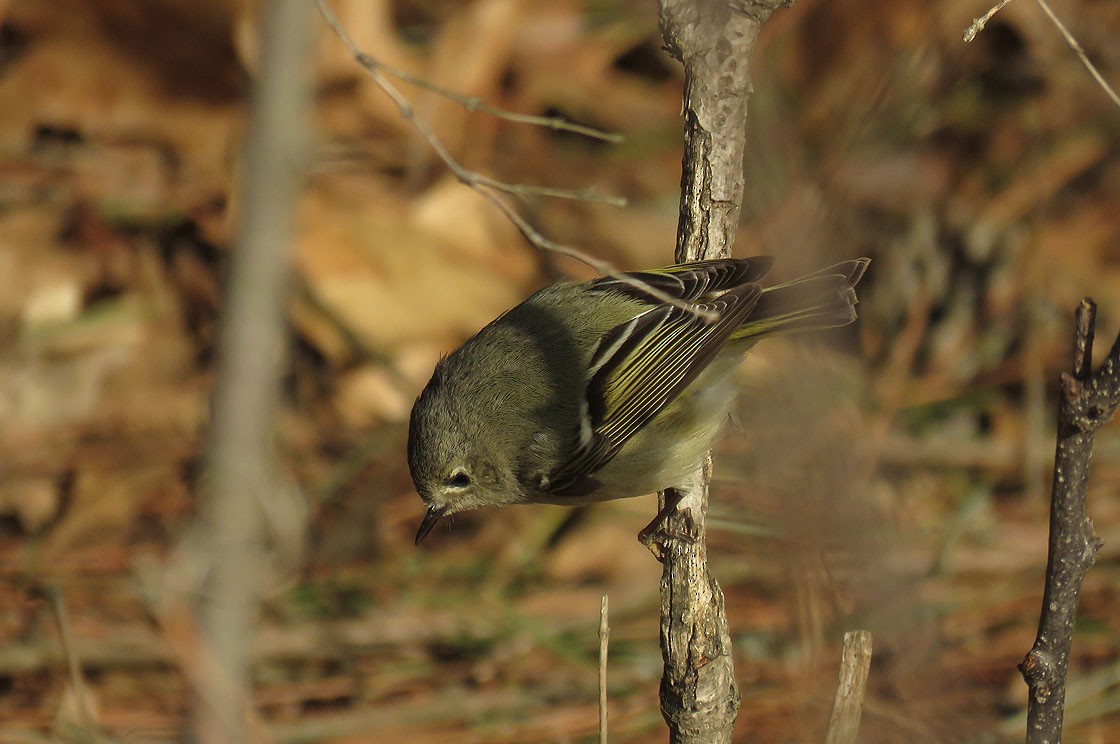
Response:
[2,0,1120,741]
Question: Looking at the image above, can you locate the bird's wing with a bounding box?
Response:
[542,270,762,496]
[586,257,772,302]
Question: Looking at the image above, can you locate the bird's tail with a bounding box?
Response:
[729,258,870,342]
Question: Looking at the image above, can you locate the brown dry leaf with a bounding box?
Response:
[511,0,671,132]
[295,173,535,356]
[0,289,169,446]
[238,0,401,79]
[410,177,522,270]
[1036,203,1120,312]
[417,0,524,162]
[0,476,60,533]
[289,291,355,367]
[971,131,1110,250]
[0,208,94,328]
[39,464,179,562]
[69,141,180,223]
[1,2,241,214]
[239,0,420,139]
[580,205,677,271]
[333,364,411,427]
[0,343,135,434]
[543,511,657,586]
[390,342,445,392]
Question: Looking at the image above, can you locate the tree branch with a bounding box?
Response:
[312,0,724,321]
[825,630,873,744]
[599,595,610,744]
[649,1,782,740]
[190,0,313,741]
[1020,299,1112,742]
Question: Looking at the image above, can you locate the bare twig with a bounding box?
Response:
[963,0,1015,42]
[825,630,873,744]
[313,0,622,208]
[312,0,718,322]
[1020,299,1113,743]
[353,43,623,144]
[47,586,96,733]
[964,0,1120,110]
[599,595,610,744]
[190,0,313,741]
[1034,0,1120,109]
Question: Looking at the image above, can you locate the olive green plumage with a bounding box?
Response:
[408,256,869,543]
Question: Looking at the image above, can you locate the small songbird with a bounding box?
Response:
[408,256,869,544]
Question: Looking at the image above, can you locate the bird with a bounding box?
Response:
[408,256,869,544]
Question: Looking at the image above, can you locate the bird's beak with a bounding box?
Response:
[415,505,447,545]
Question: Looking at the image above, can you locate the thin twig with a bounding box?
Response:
[314,1,623,206]
[1034,0,1120,110]
[963,0,1015,42]
[47,586,96,732]
[477,187,708,321]
[825,630,873,744]
[963,0,1120,110]
[598,595,610,744]
[362,49,623,143]
[312,0,717,322]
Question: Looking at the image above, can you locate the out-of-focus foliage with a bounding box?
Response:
[2,0,1120,741]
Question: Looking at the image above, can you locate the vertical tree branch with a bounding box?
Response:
[652,1,785,741]
[192,0,313,741]
[599,595,610,744]
[825,630,873,744]
[1020,299,1115,742]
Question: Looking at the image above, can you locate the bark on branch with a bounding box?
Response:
[825,630,873,744]
[1020,299,1112,743]
[190,1,313,741]
[651,1,784,741]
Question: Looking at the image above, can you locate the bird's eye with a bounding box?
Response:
[447,470,471,488]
